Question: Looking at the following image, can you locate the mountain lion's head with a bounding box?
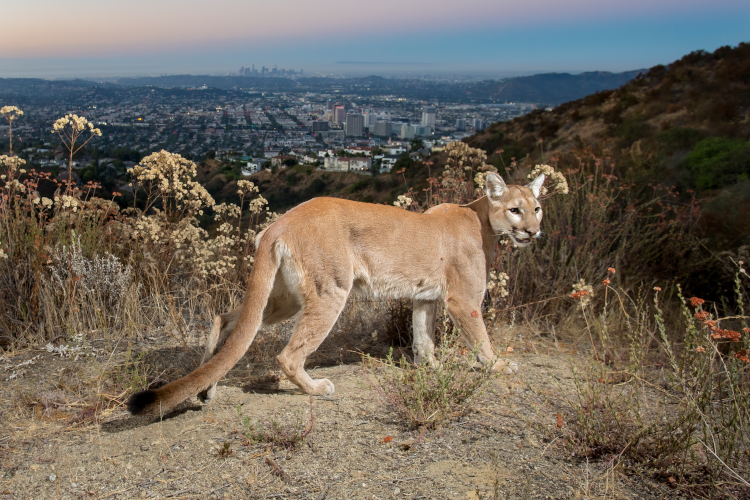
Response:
[485,172,544,248]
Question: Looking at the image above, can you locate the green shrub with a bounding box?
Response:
[688,136,750,190]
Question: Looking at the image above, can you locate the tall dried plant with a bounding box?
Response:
[0,106,23,157]
[52,114,102,193]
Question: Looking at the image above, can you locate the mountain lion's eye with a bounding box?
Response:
[510,208,520,214]
[535,207,541,213]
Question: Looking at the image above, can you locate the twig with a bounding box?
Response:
[208,483,230,496]
[530,436,559,463]
[695,437,750,487]
[380,476,428,484]
[314,484,329,500]
[137,467,165,487]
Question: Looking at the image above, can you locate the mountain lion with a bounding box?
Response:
[127,172,545,415]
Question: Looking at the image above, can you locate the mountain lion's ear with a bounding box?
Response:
[527,174,545,198]
[486,172,507,201]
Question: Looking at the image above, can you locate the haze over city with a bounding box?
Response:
[1,0,748,78]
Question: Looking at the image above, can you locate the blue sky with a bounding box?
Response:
[1,0,748,78]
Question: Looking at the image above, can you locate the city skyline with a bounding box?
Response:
[1,0,748,78]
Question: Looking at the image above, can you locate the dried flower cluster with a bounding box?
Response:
[130,150,214,219]
[527,164,569,196]
[0,155,25,177]
[487,271,509,298]
[1,155,28,199]
[54,195,79,212]
[571,279,594,307]
[0,106,23,121]
[393,194,413,209]
[125,153,271,278]
[690,297,742,342]
[52,114,102,136]
[51,114,103,192]
[440,142,497,202]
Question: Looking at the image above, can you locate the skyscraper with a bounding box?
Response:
[345,112,364,137]
[362,109,377,128]
[373,121,392,138]
[422,107,436,128]
[400,125,415,140]
[333,105,346,124]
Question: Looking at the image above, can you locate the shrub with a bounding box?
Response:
[237,397,315,449]
[369,325,498,429]
[555,274,750,493]
[687,136,750,190]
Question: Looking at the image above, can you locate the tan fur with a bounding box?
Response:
[127,172,545,415]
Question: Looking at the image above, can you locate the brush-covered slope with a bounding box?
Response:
[469,43,750,168]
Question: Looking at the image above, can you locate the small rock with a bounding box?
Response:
[140,445,149,451]
[48,474,56,482]
[394,487,401,495]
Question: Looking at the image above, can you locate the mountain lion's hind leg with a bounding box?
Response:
[276,288,348,395]
[198,307,241,402]
[412,299,437,366]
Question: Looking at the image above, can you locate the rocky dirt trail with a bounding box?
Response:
[0,333,678,500]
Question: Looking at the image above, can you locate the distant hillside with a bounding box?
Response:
[115,71,643,105]
[117,74,303,92]
[490,70,643,105]
[468,43,750,160]
[0,78,117,102]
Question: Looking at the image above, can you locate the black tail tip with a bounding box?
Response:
[126,390,157,415]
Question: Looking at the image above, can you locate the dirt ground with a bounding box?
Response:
[0,324,682,500]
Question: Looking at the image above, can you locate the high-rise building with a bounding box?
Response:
[373,121,392,138]
[333,105,347,124]
[422,107,436,128]
[473,118,486,131]
[362,109,377,128]
[400,124,415,140]
[455,119,466,131]
[345,113,364,137]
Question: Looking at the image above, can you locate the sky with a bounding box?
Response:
[0,0,748,79]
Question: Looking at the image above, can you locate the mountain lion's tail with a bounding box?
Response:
[126,240,281,415]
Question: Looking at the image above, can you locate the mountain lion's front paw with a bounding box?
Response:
[492,359,518,374]
[311,378,335,395]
